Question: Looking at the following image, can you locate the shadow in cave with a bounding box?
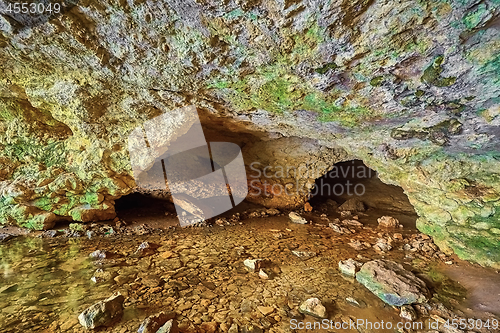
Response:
[114,192,179,228]
[310,160,418,228]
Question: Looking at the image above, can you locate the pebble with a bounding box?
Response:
[298,298,327,319]
[338,259,362,277]
[400,305,418,321]
[243,258,264,272]
[89,249,107,259]
[288,212,307,224]
[291,250,317,260]
[258,306,275,316]
[78,293,124,329]
[377,216,401,228]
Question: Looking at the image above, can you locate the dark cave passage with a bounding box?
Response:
[309,160,417,227]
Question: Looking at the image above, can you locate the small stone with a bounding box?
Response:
[338,198,365,212]
[243,258,264,272]
[298,298,327,319]
[291,250,317,260]
[400,305,417,321]
[340,210,352,218]
[258,269,269,280]
[240,299,253,313]
[142,274,162,288]
[91,269,113,283]
[42,230,58,238]
[201,290,218,300]
[156,319,178,333]
[114,275,130,286]
[329,222,352,234]
[345,297,365,308]
[0,284,18,293]
[241,325,263,333]
[133,241,156,258]
[338,259,362,277]
[228,323,239,333]
[78,293,125,329]
[373,238,392,252]
[288,212,307,224]
[199,322,218,333]
[138,312,176,333]
[257,306,274,316]
[89,250,106,260]
[304,202,313,212]
[342,219,363,227]
[0,233,13,242]
[377,216,400,228]
[265,208,280,216]
[349,240,370,250]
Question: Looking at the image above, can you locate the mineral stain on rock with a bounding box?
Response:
[0,0,500,332]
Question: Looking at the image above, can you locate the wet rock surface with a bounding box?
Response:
[0,208,498,332]
[78,293,125,329]
[356,259,430,306]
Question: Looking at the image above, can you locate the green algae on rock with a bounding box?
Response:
[0,0,499,269]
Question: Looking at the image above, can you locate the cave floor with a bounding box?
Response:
[0,206,499,333]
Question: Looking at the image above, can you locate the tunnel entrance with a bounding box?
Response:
[310,160,417,227]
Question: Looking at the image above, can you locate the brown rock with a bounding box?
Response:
[138,312,176,333]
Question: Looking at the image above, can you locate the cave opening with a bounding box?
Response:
[310,160,418,228]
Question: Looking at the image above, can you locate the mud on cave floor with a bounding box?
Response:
[0,202,499,333]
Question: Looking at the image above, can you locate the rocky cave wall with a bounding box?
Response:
[0,0,499,268]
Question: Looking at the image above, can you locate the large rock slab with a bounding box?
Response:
[78,293,125,329]
[356,260,429,306]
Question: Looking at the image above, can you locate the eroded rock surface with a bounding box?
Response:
[0,0,499,268]
[78,293,125,329]
[356,260,430,306]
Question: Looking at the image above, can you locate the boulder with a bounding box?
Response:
[356,260,429,306]
[78,293,125,329]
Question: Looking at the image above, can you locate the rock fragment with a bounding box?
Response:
[400,305,417,321]
[377,216,400,228]
[298,297,327,319]
[356,260,429,306]
[243,258,264,272]
[338,199,365,212]
[257,306,274,316]
[89,250,106,260]
[349,240,370,250]
[156,319,178,333]
[78,293,125,329]
[0,233,13,242]
[291,250,317,260]
[338,259,362,277]
[288,212,307,224]
[138,312,176,333]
